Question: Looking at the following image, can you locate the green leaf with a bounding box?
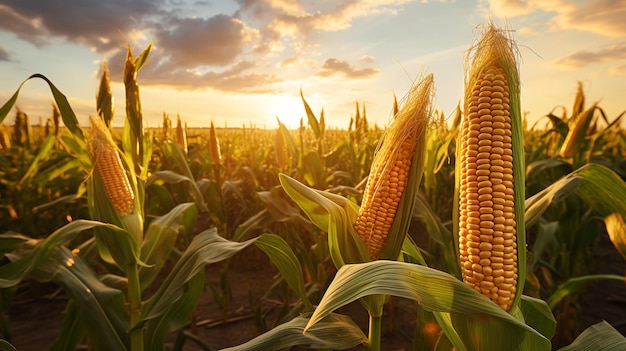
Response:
[49,247,129,351]
[51,301,86,351]
[139,203,197,289]
[0,74,83,139]
[17,134,56,187]
[547,274,625,309]
[221,313,367,351]
[605,213,626,260]
[301,89,321,139]
[0,220,126,287]
[141,228,258,322]
[0,339,17,351]
[144,270,204,350]
[518,295,557,340]
[279,173,368,268]
[254,234,314,310]
[305,260,551,351]
[558,321,626,351]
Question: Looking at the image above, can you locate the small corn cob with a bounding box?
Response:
[209,121,222,164]
[457,25,522,311]
[176,114,188,154]
[88,116,135,216]
[354,74,433,259]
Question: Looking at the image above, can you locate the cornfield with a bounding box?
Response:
[0,22,625,351]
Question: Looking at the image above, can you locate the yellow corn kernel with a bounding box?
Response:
[354,74,433,259]
[459,36,519,311]
[89,116,135,216]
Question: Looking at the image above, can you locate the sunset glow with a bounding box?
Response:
[1,0,625,129]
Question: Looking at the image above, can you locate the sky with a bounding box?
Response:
[0,0,625,130]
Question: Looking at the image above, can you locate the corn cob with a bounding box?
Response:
[88,116,135,216]
[458,25,521,311]
[209,121,222,164]
[354,74,433,259]
[176,114,188,154]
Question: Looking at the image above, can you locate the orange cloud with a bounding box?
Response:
[315,58,380,79]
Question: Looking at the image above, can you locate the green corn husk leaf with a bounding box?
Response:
[557,321,626,351]
[547,274,625,310]
[279,173,369,268]
[0,74,83,139]
[518,295,557,340]
[455,22,526,312]
[301,89,322,139]
[221,313,367,351]
[305,260,551,350]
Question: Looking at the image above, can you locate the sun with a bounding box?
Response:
[266,93,310,130]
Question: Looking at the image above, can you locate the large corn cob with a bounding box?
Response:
[88,116,135,216]
[457,25,523,311]
[354,74,433,259]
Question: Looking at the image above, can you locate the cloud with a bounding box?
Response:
[315,58,380,79]
[104,48,283,93]
[480,0,626,38]
[0,0,164,52]
[359,55,376,64]
[276,56,318,69]
[153,15,259,67]
[0,46,11,61]
[555,43,626,67]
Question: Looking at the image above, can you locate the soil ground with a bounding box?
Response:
[6,232,626,351]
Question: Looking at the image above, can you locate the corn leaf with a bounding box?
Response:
[605,213,626,260]
[279,173,369,268]
[0,339,17,351]
[139,203,197,289]
[51,301,84,351]
[254,234,314,310]
[144,270,204,350]
[413,193,461,278]
[141,228,257,321]
[301,89,322,139]
[276,118,300,164]
[221,313,367,351]
[547,274,625,309]
[557,321,626,351]
[525,176,582,228]
[0,74,83,139]
[48,247,129,351]
[559,104,598,158]
[16,134,56,187]
[518,295,557,340]
[0,220,126,287]
[305,260,551,351]
[96,61,114,128]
